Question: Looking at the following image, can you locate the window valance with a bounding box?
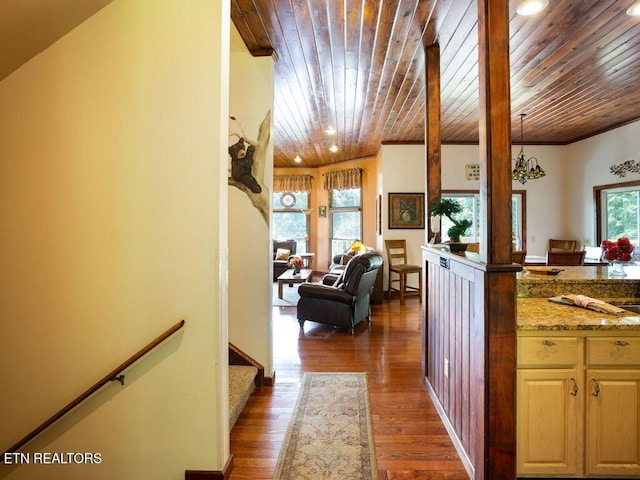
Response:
[274,174,313,193]
[323,167,362,191]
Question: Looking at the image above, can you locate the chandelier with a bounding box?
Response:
[512,113,545,184]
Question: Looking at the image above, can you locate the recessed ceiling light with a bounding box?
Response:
[325,127,336,135]
[294,155,302,163]
[628,2,640,16]
[329,145,339,153]
[516,0,548,16]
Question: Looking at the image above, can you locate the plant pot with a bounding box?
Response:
[444,242,468,253]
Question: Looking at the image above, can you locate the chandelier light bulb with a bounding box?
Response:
[512,113,545,184]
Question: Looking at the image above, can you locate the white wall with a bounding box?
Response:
[441,144,567,256]
[380,145,427,289]
[566,119,640,247]
[381,143,569,260]
[0,1,230,478]
[228,25,274,375]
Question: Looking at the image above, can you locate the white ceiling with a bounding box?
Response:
[0,0,113,81]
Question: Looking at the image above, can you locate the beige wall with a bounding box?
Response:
[0,1,230,478]
[228,24,274,375]
[275,156,378,270]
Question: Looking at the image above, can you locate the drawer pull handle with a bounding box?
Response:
[591,378,601,397]
[569,377,578,396]
[615,340,630,347]
[543,340,556,347]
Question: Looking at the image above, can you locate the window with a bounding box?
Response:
[272,191,309,253]
[598,184,640,245]
[439,190,526,249]
[330,188,361,259]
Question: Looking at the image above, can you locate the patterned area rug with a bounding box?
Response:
[274,372,378,480]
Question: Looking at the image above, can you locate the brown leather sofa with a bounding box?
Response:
[329,248,384,304]
[273,239,296,280]
[296,249,383,334]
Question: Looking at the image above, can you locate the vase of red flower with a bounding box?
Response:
[602,237,634,277]
[288,256,303,274]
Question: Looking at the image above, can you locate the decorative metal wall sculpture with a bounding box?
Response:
[610,159,640,177]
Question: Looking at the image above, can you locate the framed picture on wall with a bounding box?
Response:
[388,192,425,229]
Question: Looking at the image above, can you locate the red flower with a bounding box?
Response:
[288,256,303,268]
[602,237,634,262]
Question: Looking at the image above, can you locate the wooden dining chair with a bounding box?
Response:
[546,250,586,266]
[466,242,480,253]
[384,239,422,304]
[548,239,578,252]
[512,250,526,265]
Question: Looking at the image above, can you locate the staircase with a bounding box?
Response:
[229,365,258,429]
[228,343,264,429]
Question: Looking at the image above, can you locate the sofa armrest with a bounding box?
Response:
[322,274,340,286]
[298,283,354,305]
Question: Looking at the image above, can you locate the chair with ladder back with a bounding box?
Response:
[384,239,422,304]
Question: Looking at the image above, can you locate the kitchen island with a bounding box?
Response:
[516,265,640,478]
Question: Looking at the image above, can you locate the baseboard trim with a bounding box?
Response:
[185,455,233,480]
[423,378,475,480]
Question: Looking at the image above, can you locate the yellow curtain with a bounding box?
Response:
[273,174,313,192]
[323,167,362,191]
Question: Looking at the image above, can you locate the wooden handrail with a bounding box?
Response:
[1,319,185,460]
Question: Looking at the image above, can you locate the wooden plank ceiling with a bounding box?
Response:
[231,0,640,168]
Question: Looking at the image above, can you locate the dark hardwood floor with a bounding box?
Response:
[229,296,469,480]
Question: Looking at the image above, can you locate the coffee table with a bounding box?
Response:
[277,268,312,299]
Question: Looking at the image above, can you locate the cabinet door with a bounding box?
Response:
[586,369,640,477]
[517,369,582,476]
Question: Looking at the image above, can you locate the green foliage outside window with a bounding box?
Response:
[439,193,523,245]
[272,191,309,253]
[331,189,361,258]
[605,190,639,244]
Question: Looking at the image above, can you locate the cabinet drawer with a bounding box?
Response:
[587,337,640,366]
[518,337,579,367]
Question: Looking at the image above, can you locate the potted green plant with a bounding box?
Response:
[430,198,473,251]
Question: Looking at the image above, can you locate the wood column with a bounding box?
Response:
[425,44,441,242]
[477,0,516,479]
[478,0,512,265]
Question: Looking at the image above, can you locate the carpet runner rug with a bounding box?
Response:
[273,372,378,480]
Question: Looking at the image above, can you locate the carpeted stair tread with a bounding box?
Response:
[229,365,258,429]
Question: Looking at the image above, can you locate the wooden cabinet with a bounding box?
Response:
[517,336,583,476]
[518,333,640,478]
[517,369,582,475]
[585,336,640,477]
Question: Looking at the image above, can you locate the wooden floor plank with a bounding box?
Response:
[229,298,469,479]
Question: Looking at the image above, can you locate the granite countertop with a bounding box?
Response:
[517,265,640,331]
[517,297,640,331]
[517,265,640,299]
[518,265,640,281]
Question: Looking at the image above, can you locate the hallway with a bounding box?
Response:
[229,299,469,479]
